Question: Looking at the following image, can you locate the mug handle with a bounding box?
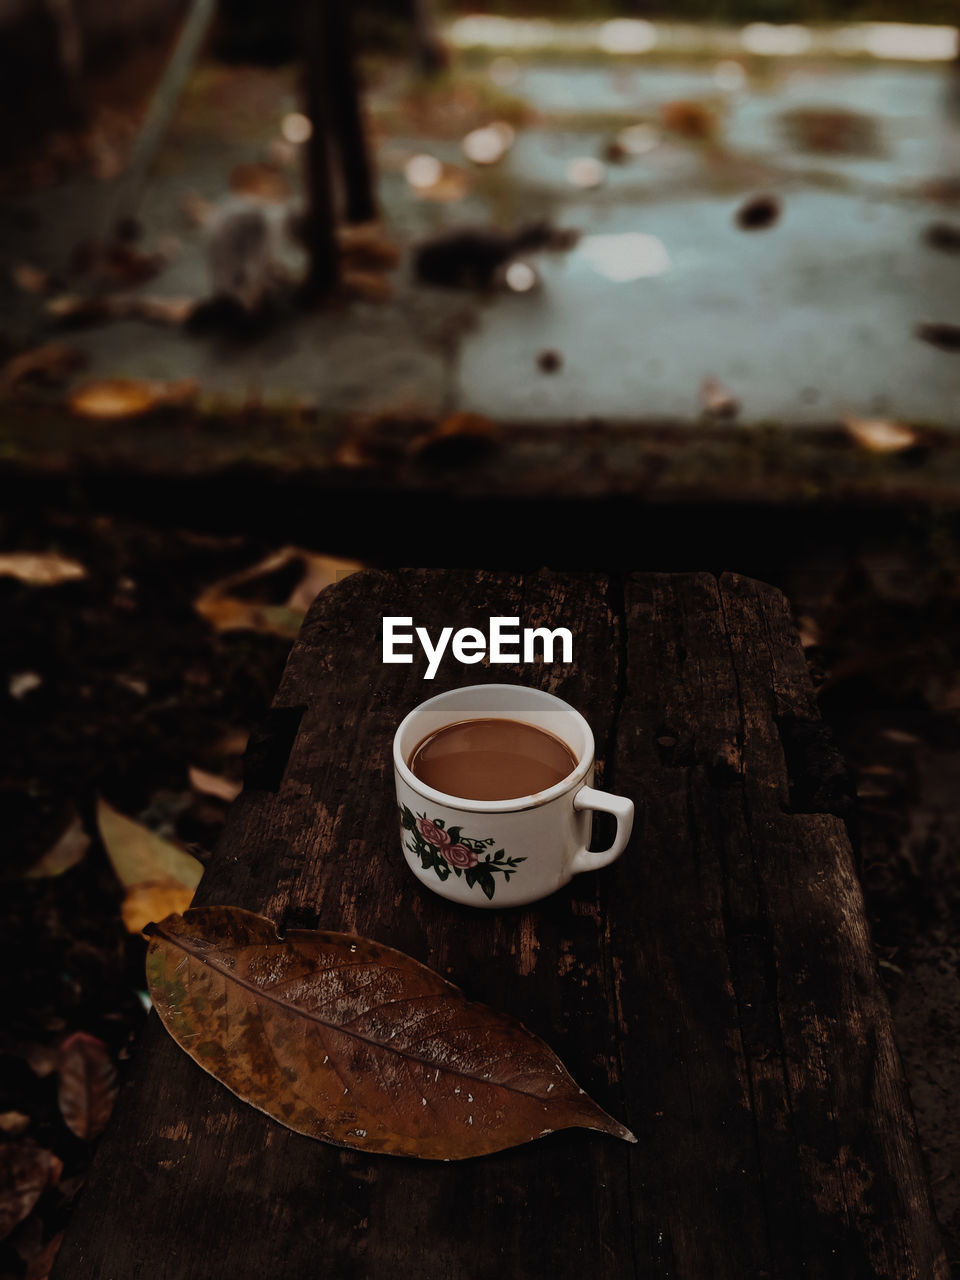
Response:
[570,787,634,875]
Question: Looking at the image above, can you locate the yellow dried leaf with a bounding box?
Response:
[67,377,197,419]
[188,767,242,803]
[195,548,363,637]
[0,552,87,585]
[67,379,157,419]
[843,418,918,453]
[193,595,304,638]
[97,797,202,934]
[122,881,198,935]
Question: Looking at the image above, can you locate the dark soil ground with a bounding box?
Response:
[0,494,958,1276]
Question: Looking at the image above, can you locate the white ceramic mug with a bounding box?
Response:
[393,684,634,908]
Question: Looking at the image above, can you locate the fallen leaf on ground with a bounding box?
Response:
[230,161,290,202]
[11,263,53,295]
[843,417,919,453]
[779,106,881,156]
[57,1032,117,1141]
[45,294,123,326]
[796,615,822,648]
[195,548,363,637]
[181,190,214,227]
[659,99,717,140]
[9,672,43,699]
[0,1146,62,1240]
[25,1232,63,1280]
[47,293,196,327]
[24,1047,59,1079]
[0,553,86,586]
[97,796,203,934]
[188,767,242,803]
[67,378,197,420]
[24,813,90,879]
[341,269,393,303]
[337,223,401,271]
[0,344,87,393]
[100,243,165,286]
[135,295,198,325]
[735,193,781,231]
[146,907,636,1160]
[412,411,501,464]
[915,320,960,352]
[699,375,740,418]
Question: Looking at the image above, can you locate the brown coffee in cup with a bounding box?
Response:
[409,717,578,802]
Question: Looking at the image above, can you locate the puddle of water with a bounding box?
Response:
[576,232,671,282]
[458,192,960,426]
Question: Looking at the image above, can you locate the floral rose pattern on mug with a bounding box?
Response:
[399,804,526,901]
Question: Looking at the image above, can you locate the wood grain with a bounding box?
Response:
[52,570,947,1280]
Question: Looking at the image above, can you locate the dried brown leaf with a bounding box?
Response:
[413,412,501,465]
[194,548,363,637]
[135,295,197,326]
[659,99,717,140]
[0,1113,30,1138]
[342,269,394,303]
[146,908,635,1160]
[11,263,52,295]
[25,1232,63,1280]
[188,767,242,803]
[0,343,87,393]
[100,243,164,287]
[0,1147,61,1240]
[57,1032,118,1141]
[843,417,919,453]
[699,375,740,418]
[0,553,86,586]
[338,223,401,271]
[230,162,290,203]
[24,813,90,879]
[45,294,121,326]
[181,191,214,227]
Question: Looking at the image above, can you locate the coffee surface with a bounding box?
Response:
[409,717,578,801]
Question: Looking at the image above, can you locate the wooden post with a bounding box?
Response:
[301,1,340,299]
[322,0,377,225]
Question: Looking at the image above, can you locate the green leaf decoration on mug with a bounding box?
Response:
[399,804,526,902]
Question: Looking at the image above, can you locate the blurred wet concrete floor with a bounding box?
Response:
[2,18,960,426]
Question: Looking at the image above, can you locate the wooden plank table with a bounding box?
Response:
[54,570,947,1280]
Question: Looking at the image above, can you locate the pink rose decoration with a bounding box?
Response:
[417,817,451,848]
[442,843,478,869]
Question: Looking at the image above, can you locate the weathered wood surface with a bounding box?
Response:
[53,570,947,1280]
